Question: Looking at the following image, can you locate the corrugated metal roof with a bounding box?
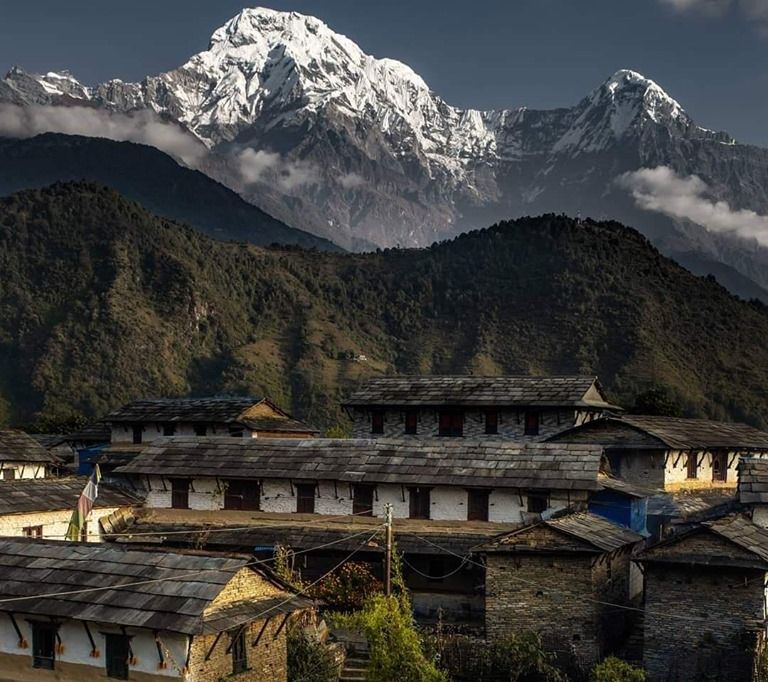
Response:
[343,376,617,408]
[115,437,603,491]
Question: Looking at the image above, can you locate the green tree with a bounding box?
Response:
[590,657,646,682]
[287,630,338,682]
[629,385,683,417]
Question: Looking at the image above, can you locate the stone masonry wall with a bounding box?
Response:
[485,553,601,666]
[642,564,764,682]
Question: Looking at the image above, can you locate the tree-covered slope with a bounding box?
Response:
[1,181,767,429]
[0,133,340,252]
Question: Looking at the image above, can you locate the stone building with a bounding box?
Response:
[96,397,319,475]
[480,512,643,668]
[0,539,310,681]
[343,376,619,441]
[549,415,768,491]
[637,514,768,682]
[738,457,768,528]
[113,437,603,523]
[0,429,59,480]
[0,477,138,540]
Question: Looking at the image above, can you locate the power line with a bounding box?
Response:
[0,525,385,606]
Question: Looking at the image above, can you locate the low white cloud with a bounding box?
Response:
[237,148,319,191]
[617,165,768,247]
[659,0,768,33]
[338,171,366,189]
[0,103,206,166]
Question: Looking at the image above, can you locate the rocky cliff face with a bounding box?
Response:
[2,7,768,294]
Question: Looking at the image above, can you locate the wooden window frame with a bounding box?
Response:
[23,525,43,539]
[408,487,431,520]
[105,632,130,680]
[170,478,190,509]
[231,628,248,675]
[438,411,464,437]
[223,479,261,511]
[524,412,540,436]
[712,452,727,482]
[467,489,490,522]
[193,423,208,437]
[295,483,316,514]
[31,621,56,670]
[162,423,176,437]
[404,410,418,435]
[371,410,385,435]
[527,491,549,514]
[484,410,499,435]
[2,467,16,481]
[131,424,143,445]
[686,452,698,480]
[352,484,375,517]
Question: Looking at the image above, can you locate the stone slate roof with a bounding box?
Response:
[115,437,603,491]
[343,375,618,408]
[0,429,58,463]
[0,539,302,635]
[106,508,514,557]
[105,397,262,423]
[638,514,768,569]
[553,415,768,450]
[238,416,319,434]
[738,457,768,504]
[483,512,642,554]
[0,478,140,515]
[63,421,111,444]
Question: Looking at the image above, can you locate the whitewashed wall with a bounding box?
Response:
[0,616,188,678]
[0,461,48,480]
[0,508,122,541]
[143,476,582,522]
[112,423,253,444]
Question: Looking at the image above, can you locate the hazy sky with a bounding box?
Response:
[1,0,766,145]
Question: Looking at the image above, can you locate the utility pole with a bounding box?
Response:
[384,503,393,596]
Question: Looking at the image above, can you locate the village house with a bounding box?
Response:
[480,512,643,668]
[636,514,768,682]
[112,437,603,523]
[343,375,620,441]
[0,539,311,682]
[107,437,604,623]
[0,477,138,541]
[548,414,768,492]
[0,429,58,480]
[91,397,319,475]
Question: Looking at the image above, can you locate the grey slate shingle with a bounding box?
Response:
[0,430,58,463]
[343,375,617,408]
[0,478,141,515]
[115,437,603,491]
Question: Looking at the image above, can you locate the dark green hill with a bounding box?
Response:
[0,133,340,252]
[1,181,767,429]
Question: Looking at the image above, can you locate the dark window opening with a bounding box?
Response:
[2,468,16,481]
[438,411,464,437]
[32,622,56,670]
[409,487,431,519]
[231,628,248,675]
[224,480,260,511]
[427,559,445,582]
[404,410,418,435]
[193,423,208,437]
[527,491,549,514]
[524,412,540,436]
[296,483,316,514]
[162,423,176,437]
[687,452,698,479]
[467,489,490,522]
[105,633,130,680]
[228,425,245,437]
[371,411,385,435]
[170,478,190,509]
[131,425,142,444]
[353,484,375,516]
[712,452,727,482]
[485,410,498,435]
[23,525,43,539]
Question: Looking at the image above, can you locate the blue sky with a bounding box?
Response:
[1,0,766,145]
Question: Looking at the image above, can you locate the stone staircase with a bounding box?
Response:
[339,651,369,681]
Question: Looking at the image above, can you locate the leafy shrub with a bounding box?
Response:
[590,657,645,682]
[287,630,339,682]
[313,561,383,610]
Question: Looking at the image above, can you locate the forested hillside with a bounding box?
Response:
[1,182,767,429]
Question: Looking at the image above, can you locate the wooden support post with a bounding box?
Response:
[204,631,223,661]
[252,617,272,647]
[83,622,98,657]
[384,503,393,596]
[273,613,291,639]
